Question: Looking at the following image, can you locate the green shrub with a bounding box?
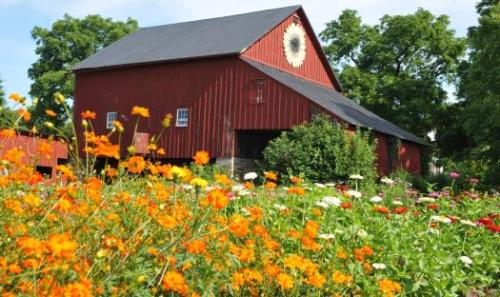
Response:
[263,114,376,182]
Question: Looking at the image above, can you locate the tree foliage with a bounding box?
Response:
[320,9,465,138]
[451,0,500,183]
[0,76,5,106]
[28,14,138,126]
[263,114,376,182]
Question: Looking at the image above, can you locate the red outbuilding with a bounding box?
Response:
[73,5,428,176]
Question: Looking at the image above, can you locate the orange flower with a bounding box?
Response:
[16,236,45,257]
[229,214,249,237]
[332,271,352,285]
[37,142,53,159]
[157,214,177,230]
[303,220,319,238]
[124,156,146,174]
[193,150,210,166]
[46,233,78,259]
[215,173,231,186]
[265,181,277,189]
[45,109,57,117]
[304,271,326,288]
[17,108,31,122]
[9,92,23,103]
[288,186,305,196]
[0,128,16,139]
[373,205,390,214]
[81,110,96,120]
[131,106,150,118]
[206,189,229,210]
[354,245,374,261]
[161,271,188,296]
[264,171,278,181]
[378,279,402,297]
[185,240,207,255]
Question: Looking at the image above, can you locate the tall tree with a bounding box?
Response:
[320,9,465,138]
[0,76,5,106]
[28,14,138,126]
[454,0,500,182]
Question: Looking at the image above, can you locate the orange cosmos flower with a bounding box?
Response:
[276,273,294,290]
[378,279,402,297]
[264,181,277,189]
[332,271,352,285]
[288,186,305,196]
[16,236,45,257]
[304,271,326,288]
[161,271,188,296]
[37,142,53,159]
[373,205,390,214]
[131,106,150,118]
[229,214,250,237]
[185,240,207,255]
[156,214,177,230]
[290,176,303,184]
[215,173,231,186]
[17,108,31,122]
[303,220,319,238]
[206,189,229,210]
[45,109,57,117]
[193,150,210,166]
[0,128,16,139]
[80,110,96,120]
[9,93,23,103]
[46,233,78,259]
[124,156,146,174]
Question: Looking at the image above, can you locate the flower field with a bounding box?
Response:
[0,100,498,296]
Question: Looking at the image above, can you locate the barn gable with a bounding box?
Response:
[242,8,341,90]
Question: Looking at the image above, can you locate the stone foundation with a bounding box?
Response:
[216,157,258,177]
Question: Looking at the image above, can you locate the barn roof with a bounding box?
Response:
[73,5,301,71]
[243,58,428,145]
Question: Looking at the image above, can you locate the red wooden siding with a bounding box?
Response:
[74,57,311,159]
[242,12,336,89]
[0,135,68,177]
[399,141,421,175]
[375,133,390,176]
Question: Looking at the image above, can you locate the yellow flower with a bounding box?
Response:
[131,106,150,118]
[190,177,208,189]
[162,113,173,128]
[169,166,188,179]
[277,273,294,290]
[54,92,65,104]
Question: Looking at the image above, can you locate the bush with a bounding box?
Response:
[263,114,376,182]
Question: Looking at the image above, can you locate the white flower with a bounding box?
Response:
[314,183,326,188]
[459,256,473,267]
[243,172,257,180]
[274,204,288,211]
[418,197,436,203]
[325,182,336,187]
[238,190,252,197]
[346,190,362,198]
[334,229,344,234]
[315,201,329,208]
[356,229,368,238]
[392,200,403,205]
[241,208,251,216]
[381,177,395,185]
[205,186,215,192]
[369,196,383,203]
[182,184,194,191]
[459,219,477,227]
[349,174,364,180]
[232,184,244,193]
[322,196,341,206]
[318,233,335,239]
[372,263,386,270]
[431,215,452,224]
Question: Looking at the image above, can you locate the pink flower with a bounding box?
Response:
[468,178,479,185]
[449,172,460,179]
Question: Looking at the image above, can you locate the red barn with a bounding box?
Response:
[73,5,427,176]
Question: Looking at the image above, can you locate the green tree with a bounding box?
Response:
[0,76,5,106]
[454,0,500,183]
[263,114,376,182]
[320,9,465,138]
[28,14,138,126]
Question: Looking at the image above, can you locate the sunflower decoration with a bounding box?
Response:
[283,22,306,68]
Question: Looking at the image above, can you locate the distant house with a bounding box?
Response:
[73,5,427,176]
[0,133,68,178]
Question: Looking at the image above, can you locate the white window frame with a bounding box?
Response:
[106,112,117,129]
[176,108,189,127]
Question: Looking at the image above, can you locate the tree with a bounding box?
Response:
[320,9,465,138]
[263,114,376,182]
[28,14,138,126]
[454,0,500,183]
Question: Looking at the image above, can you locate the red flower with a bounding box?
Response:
[427,204,439,210]
[341,202,352,209]
[392,207,408,214]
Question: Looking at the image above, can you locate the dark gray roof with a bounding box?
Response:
[243,58,427,145]
[73,5,300,71]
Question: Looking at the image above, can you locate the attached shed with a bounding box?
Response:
[73,5,427,176]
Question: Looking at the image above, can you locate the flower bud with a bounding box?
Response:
[54,92,65,104]
[82,119,88,128]
[44,121,54,129]
[127,145,137,155]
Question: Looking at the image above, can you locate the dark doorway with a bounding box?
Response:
[236,130,283,159]
[35,165,52,178]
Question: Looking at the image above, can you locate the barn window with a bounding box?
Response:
[250,78,265,104]
[292,15,300,24]
[106,112,117,129]
[176,108,189,127]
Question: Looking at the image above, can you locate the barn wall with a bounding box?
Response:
[0,135,68,177]
[375,133,390,176]
[399,140,422,175]
[242,11,336,89]
[74,57,312,159]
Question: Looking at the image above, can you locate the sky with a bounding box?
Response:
[0,0,479,100]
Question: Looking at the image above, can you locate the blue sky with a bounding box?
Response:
[0,0,478,100]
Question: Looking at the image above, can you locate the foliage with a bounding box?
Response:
[320,9,465,138]
[262,114,376,182]
[28,14,138,127]
[453,0,500,185]
[0,76,5,106]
